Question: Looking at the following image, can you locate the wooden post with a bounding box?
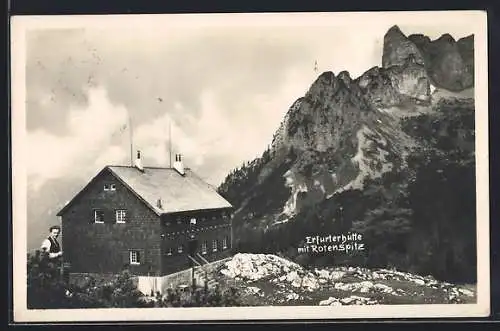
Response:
[230,210,233,252]
[191,266,196,291]
[129,113,133,166]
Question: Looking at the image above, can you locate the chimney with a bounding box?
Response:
[173,153,185,176]
[134,150,144,172]
[157,198,163,209]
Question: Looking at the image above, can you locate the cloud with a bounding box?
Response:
[22,17,479,251]
[27,87,129,191]
[25,23,476,190]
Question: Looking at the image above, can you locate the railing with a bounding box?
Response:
[196,253,210,265]
[187,255,202,267]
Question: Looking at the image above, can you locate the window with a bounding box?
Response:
[176,217,182,225]
[94,209,104,223]
[104,184,110,191]
[167,247,172,256]
[212,239,218,252]
[115,209,127,223]
[129,250,140,265]
[201,241,207,255]
[223,237,228,249]
[178,245,183,253]
[190,217,196,225]
[110,184,116,191]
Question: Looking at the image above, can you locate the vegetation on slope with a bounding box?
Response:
[217,99,476,284]
[27,250,244,309]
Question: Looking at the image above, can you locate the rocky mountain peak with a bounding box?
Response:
[387,25,404,36]
[309,71,337,90]
[437,33,456,43]
[337,70,352,86]
[408,34,431,45]
[458,34,474,44]
[382,25,425,68]
[387,27,474,91]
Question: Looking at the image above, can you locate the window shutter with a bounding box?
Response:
[136,250,141,263]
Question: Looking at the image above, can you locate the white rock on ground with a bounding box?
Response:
[458,288,475,297]
[219,253,475,301]
[320,295,378,306]
[246,286,261,295]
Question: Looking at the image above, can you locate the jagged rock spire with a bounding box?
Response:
[382,24,425,68]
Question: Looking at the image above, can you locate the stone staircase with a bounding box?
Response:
[193,267,219,289]
[189,254,219,289]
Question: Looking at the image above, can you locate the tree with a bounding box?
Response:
[27,250,145,309]
[27,250,69,309]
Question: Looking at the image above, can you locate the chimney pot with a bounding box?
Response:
[134,150,144,171]
[173,152,185,176]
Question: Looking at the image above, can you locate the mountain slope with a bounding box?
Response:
[218,26,475,283]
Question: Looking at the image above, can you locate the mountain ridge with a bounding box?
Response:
[218,26,475,283]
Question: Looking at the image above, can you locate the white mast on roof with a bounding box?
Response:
[169,120,172,168]
[129,112,134,167]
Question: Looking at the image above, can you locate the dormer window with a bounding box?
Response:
[104,184,116,191]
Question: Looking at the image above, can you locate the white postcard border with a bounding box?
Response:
[11,10,490,322]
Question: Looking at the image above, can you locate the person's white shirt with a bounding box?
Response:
[41,238,62,258]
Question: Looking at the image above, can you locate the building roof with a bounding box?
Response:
[57,165,233,216]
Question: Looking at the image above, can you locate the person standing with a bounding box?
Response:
[41,225,63,259]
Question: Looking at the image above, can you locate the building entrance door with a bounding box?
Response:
[188,238,198,256]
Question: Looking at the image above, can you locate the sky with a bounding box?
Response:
[18,12,479,248]
[24,14,477,190]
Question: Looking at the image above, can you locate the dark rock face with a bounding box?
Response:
[357,56,430,108]
[411,33,474,91]
[357,66,402,107]
[385,26,475,91]
[284,71,367,153]
[382,25,425,68]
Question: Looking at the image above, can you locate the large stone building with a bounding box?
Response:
[57,151,233,294]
